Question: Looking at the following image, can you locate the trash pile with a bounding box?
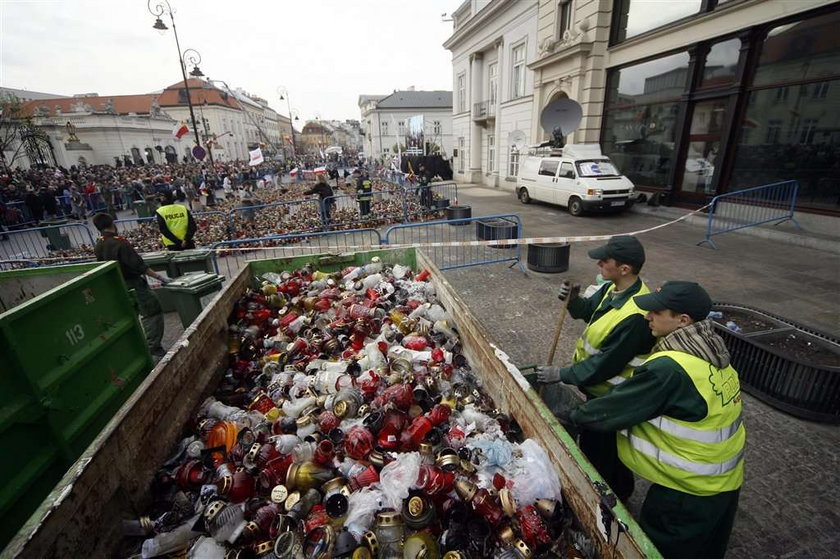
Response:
[128,258,593,558]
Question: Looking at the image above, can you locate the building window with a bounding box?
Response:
[382,121,389,135]
[457,73,466,113]
[487,134,495,173]
[398,120,406,136]
[602,51,690,188]
[511,43,526,99]
[433,120,441,135]
[800,118,818,145]
[812,82,830,99]
[557,0,572,39]
[458,137,465,172]
[508,147,520,177]
[612,0,702,43]
[488,63,498,106]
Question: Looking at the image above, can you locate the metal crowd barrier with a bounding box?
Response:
[0,222,96,265]
[210,229,384,278]
[384,213,522,270]
[228,199,322,237]
[699,180,801,249]
[322,190,409,230]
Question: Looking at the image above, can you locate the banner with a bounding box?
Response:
[249,147,264,166]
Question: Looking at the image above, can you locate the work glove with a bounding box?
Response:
[557,280,581,301]
[536,365,567,385]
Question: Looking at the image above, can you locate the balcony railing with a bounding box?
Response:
[473,100,496,121]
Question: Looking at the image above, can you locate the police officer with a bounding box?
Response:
[537,235,656,501]
[561,281,745,559]
[155,190,197,251]
[93,212,168,360]
[354,168,373,218]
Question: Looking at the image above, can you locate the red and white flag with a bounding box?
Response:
[313,166,327,175]
[172,121,189,139]
[289,167,299,177]
[249,147,264,166]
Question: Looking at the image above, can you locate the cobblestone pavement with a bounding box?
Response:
[439,185,839,559]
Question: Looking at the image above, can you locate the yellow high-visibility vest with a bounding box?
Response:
[156,203,189,246]
[617,350,746,496]
[572,282,651,396]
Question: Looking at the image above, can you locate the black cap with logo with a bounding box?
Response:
[587,235,645,269]
[634,281,712,322]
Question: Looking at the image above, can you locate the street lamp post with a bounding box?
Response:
[148,0,209,163]
[277,87,299,158]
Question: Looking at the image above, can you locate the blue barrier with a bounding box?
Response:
[383,213,522,270]
[0,222,96,264]
[699,180,801,249]
[210,229,384,277]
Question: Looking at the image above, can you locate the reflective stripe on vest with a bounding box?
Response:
[573,281,651,397]
[617,350,746,496]
[619,430,745,476]
[156,203,189,246]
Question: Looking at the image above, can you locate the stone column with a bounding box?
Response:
[493,39,504,186]
[469,52,483,183]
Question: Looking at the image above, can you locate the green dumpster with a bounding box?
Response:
[38,219,72,250]
[142,251,176,312]
[160,271,225,327]
[0,261,153,547]
[134,199,153,218]
[169,249,213,276]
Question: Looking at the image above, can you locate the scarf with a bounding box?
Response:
[653,318,731,369]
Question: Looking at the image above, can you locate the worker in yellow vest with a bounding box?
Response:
[537,235,656,501]
[155,190,196,251]
[561,281,745,559]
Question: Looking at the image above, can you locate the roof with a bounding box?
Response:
[19,94,163,118]
[157,79,242,110]
[358,94,387,107]
[375,90,452,109]
[1,86,67,101]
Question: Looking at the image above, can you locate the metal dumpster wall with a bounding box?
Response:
[5,249,659,558]
[0,262,101,313]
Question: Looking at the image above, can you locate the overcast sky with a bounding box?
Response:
[0,0,457,125]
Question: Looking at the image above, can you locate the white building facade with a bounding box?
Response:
[359,91,454,161]
[444,0,539,187]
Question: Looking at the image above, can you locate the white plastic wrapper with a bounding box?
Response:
[378,451,422,509]
[345,487,386,539]
[510,439,563,506]
[391,264,410,279]
[187,536,226,559]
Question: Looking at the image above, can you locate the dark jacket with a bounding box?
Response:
[304,182,334,201]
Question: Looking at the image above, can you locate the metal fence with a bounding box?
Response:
[0,222,96,265]
[210,229,384,278]
[699,180,801,249]
[384,213,522,270]
[228,199,322,238]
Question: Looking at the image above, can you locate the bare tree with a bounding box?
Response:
[0,93,25,170]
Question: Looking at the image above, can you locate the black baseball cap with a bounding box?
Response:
[587,235,645,268]
[634,281,712,322]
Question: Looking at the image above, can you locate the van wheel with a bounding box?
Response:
[518,188,531,204]
[568,197,584,217]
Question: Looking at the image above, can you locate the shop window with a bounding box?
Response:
[612,0,702,43]
[753,11,840,88]
[730,79,840,210]
[602,51,689,188]
[701,38,740,88]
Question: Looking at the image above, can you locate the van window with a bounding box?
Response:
[538,160,560,177]
[577,160,619,177]
[559,162,575,178]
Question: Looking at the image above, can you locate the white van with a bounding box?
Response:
[515,144,635,216]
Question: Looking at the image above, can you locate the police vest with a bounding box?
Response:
[572,282,651,397]
[156,203,189,246]
[357,180,373,201]
[617,350,745,496]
